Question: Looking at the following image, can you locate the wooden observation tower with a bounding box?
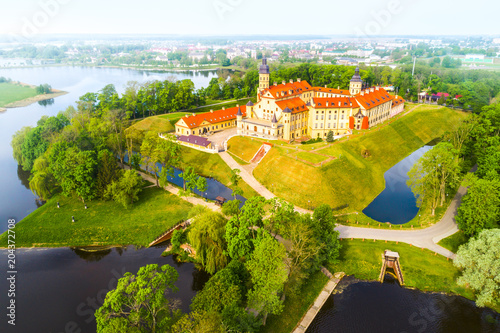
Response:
[379,250,404,285]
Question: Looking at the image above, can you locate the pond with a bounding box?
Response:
[307,276,499,333]
[0,66,217,233]
[362,146,433,224]
[0,246,210,333]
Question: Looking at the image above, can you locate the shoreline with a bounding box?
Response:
[0,63,224,72]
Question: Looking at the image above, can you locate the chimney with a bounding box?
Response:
[282,80,286,85]
[370,87,374,92]
[376,86,380,91]
[289,79,293,84]
[192,113,195,116]
[338,86,340,89]
[360,91,364,96]
[274,82,277,86]
[236,104,239,107]
[297,78,301,82]
[326,101,329,107]
[338,101,341,107]
[222,107,225,110]
[325,85,327,88]
[210,109,214,113]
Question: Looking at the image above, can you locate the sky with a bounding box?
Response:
[0,0,498,39]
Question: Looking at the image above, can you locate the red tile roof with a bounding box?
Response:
[313,87,351,96]
[313,97,359,108]
[275,97,309,114]
[177,106,246,129]
[392,96,405,107]
[262,80,313,99]
[355,88,393,110]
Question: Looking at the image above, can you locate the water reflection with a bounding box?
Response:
[307,276,500,333]
[70,247,113,262]
[38,98,55,106]
[16,164,31,190]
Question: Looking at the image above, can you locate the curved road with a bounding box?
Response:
[219,151,464,259]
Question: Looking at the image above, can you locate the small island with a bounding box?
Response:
[0,77,67,112]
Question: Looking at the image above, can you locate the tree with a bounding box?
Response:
[29,155,55,200]
[105,108,129,166]
[456,176,500,236]
[230,168,241,186]
[308,204,341,266]
[11,126,32,167]
[196,176,207,195]
[265,197,296,236]
[326,130,334,142]
[188,211,228,274]
[172,310,225,333]
[20,126,49,171]
[96,150,121,199]
[407,142,460,215]
[284,221,322,296]
[95,264,182,333]
[246,234,288,324]
[106,169,144,208]
[222,199,241,217]
[225,196,266,260]
[179,166,197,192]
[57,147,98,202]
[453,229,500,308]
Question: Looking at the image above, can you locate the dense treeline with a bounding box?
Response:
[97,199,342,332]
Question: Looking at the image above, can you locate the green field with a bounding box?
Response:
[127,116,175,134]
[178,146,259,199]
[0,186,192,248]
[227,136,263,162]
[252,105,467,211]
[438,231,469,253]
[328,239,474,300]
[0,82,39,107]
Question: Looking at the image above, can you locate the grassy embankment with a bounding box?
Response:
[0,82,39,107]
[251,105,467,214]
[0,185,193,248]
[128,97,256,134]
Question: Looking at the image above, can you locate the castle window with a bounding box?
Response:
[321,115,324,120]
[328,123,330,128]
[316,115,318,120]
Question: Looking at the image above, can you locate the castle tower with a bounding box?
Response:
[236,105,243,135]
[258,57,270,94]
[349,66,362,95]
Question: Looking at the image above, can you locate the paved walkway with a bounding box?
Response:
[292,272,345,333]
[217,152,465,258]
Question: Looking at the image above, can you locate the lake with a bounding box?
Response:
[307,276,500,333]
[0,66,217,233]
[0,246,210,333]
[362,146,433,224]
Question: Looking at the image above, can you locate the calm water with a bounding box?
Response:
[0,66,217,233]
[0,246,210,333]
[307,276,500,333]
[362,146,433,224]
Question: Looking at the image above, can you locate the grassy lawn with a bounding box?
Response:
[178,146,259,199]
[252,105,466,211]
[127,116,174,134]
[0,82,39,107]
[327,239,474,300]
[227,136,263,162]
[295,151,330,164]
[0,186,192,248]
[260,271,329,333]
[438,231,469,253]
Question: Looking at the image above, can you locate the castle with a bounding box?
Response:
[175,59,405,142]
